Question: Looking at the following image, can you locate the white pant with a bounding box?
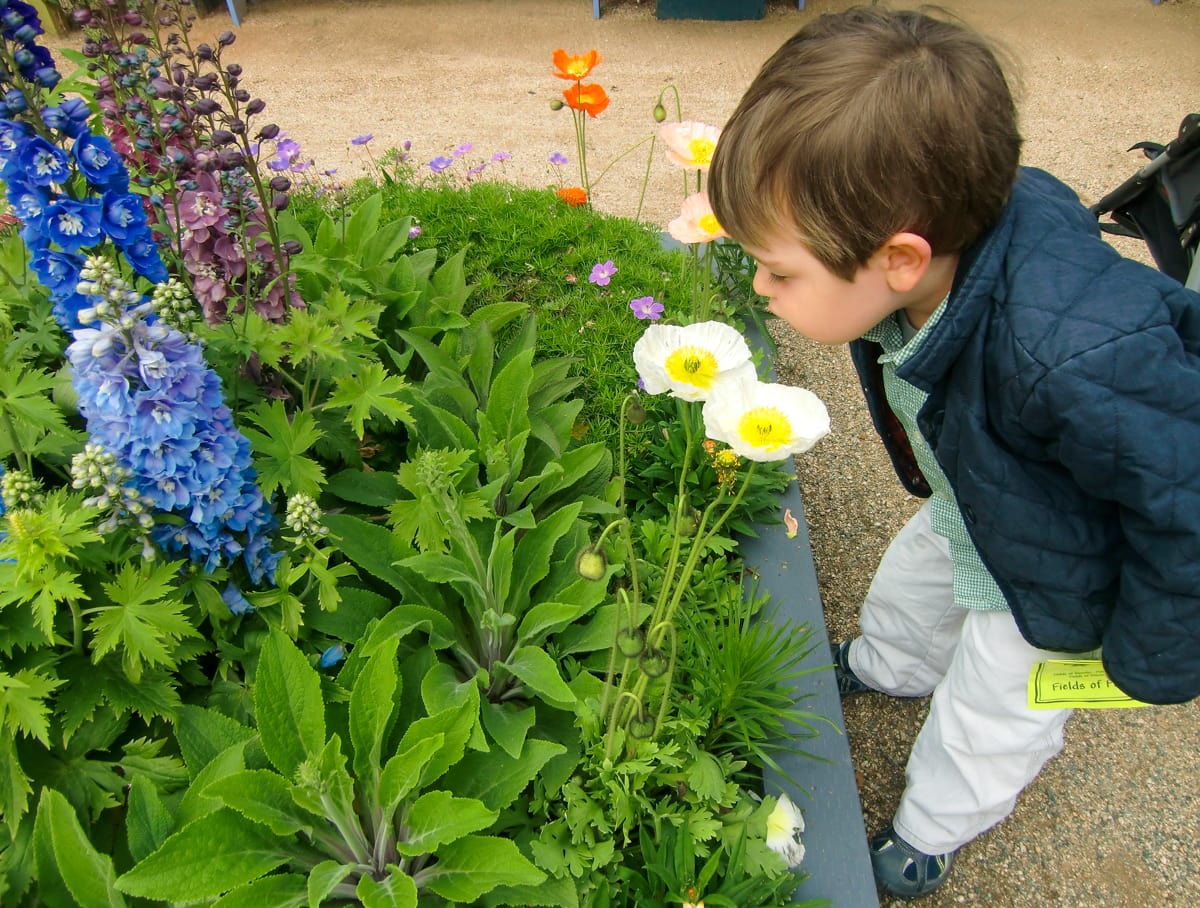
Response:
[848,502,1074,854]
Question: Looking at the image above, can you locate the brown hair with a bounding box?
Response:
[709,5,1022,280]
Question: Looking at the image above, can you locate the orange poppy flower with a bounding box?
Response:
[562,82,610,118]
[552,48,601,81]
[556,186,588,207]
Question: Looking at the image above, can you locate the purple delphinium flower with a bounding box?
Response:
[549,151,569,166]
[428,155,454,173]
[491,150,512,162]
[588,259,617,287]
[451,142,473,157]
[630,295,664,321]
[350,133,373,146]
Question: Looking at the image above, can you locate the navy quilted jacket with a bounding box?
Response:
[850,167,1200,705]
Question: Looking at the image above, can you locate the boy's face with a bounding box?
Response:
[741,227,902,345]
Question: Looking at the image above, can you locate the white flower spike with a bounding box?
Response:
[766,792,807,868]
[702,378,830,462]
[633,321,756,402]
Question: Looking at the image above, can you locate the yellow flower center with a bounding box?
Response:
[737,406,791,450]
[665,346,719,388]
[697,213,722,236]
[567,61,589,78]
[687,137,716,165]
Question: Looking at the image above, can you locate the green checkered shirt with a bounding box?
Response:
[862,302,1010,611]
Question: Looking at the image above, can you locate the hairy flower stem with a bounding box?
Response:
[0,410,31,474]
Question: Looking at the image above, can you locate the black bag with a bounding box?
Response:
[1090,113,1200,289]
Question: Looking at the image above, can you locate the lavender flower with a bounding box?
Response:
[589,259,617,287]
[428,155,454,173]
[549,151,569,166]
[630,295,664,320]
[491,150,512,162]
[451,142,473,157]
[350,133,373,146]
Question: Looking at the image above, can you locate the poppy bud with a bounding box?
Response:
[616,627,645,658]
[653,102,667,123]
[626,398,647,425]
[575,545,607,581]
[549,99,564,111]
[629,710,656,739]
[639,647,670,678]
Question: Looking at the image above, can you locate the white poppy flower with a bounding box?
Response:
[702,378,830,461]
[633,321,757,402]
[765,792,807,868]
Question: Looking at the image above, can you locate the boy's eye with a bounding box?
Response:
[768,273,788,285]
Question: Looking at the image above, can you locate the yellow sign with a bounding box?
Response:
[1027,660,1150,710]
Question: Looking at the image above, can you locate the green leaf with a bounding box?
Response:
[482,874,580,908]
[498,646,576,707]
[254,630,326,778]
[350,642,399,784]
[396,692,478,788]
[0,668,63,744]
[125,776,173,863]
[243,400,327,498]
[175,704,257,775]
[323,513,414,594]
[211,873,308,908]
[88,562,200,683]
[36,788,126,907]
[360,603,456,655]
[379,733,444,816]
[307,860,356,907]
[416,835,544,903]
[442,738,566,812]
[685,750,727,803]
[344,192,383,254]
[395,552,484,595]
[483,348,533,446]
[507,503,582,614]
[397,791,497,856]
[324,362,413,438]
[0,735,31,836]
[116,808,288,901]
[175,740,248,828]
[32,791,78,908]
[356,868,417,908]
[478,701,536,759]
[516,602,589,645]
[204,770,314,837]
[324,469,400,507]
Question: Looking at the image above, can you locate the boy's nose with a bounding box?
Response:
[751,264,772,299]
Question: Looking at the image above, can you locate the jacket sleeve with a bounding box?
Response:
[1021,290,1200,703]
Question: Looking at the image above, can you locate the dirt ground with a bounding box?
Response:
[58,0,1200,905]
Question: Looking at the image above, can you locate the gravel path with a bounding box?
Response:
[91,0,1200,903]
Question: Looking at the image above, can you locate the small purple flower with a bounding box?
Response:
[549,151,569,166]
[466,163,487,178]
[630,295,664,321]
[350,133,373,146]
[588,260,617,287]
[408,223,422,239]
[428,156,454,173]
[491,151,512,162]
[451,142,473,157]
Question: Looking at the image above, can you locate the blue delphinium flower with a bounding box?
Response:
[319,643,346,669]
[67,256,280,586]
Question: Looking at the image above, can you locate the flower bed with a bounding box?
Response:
[0,6,854,906]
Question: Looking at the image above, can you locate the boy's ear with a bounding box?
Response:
[874,232,933,293]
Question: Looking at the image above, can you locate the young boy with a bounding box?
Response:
[708,6,1200,900]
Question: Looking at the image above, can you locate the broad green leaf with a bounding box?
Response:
[116,808,287,901]
[685,750,727,803]
[420,661,477,716]
[204,770,315,837]
[396,791,497,856]
[516,602,588,645]
[125,776,173,863]
[356,868,417,908]
[482,874,580,908]
[323,513,415,595]
[350,642,399,784]
[395,552,484,594]
[307,860,356,907]
[379,733,444,816]
[506,504,582,614]
[211,873,308,908]
[37,788,126,908]
[483,348,533,447]
[442,739,566,812]
[32,791,77,908]
[175,740,248,828]
[396,693,478,788]
[416,835,544,903]
[344,191,382,253]
[478,701,536,759]
[174,704,256,775]
[498,646,576,707]
[255,630,325,777]
[360,603,456,655]
[324,469,400,507]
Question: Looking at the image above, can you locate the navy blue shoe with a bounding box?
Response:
[831,640,873,696]
[869,824,957,900]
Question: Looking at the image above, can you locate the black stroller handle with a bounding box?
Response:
[1089,113,1200,217]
